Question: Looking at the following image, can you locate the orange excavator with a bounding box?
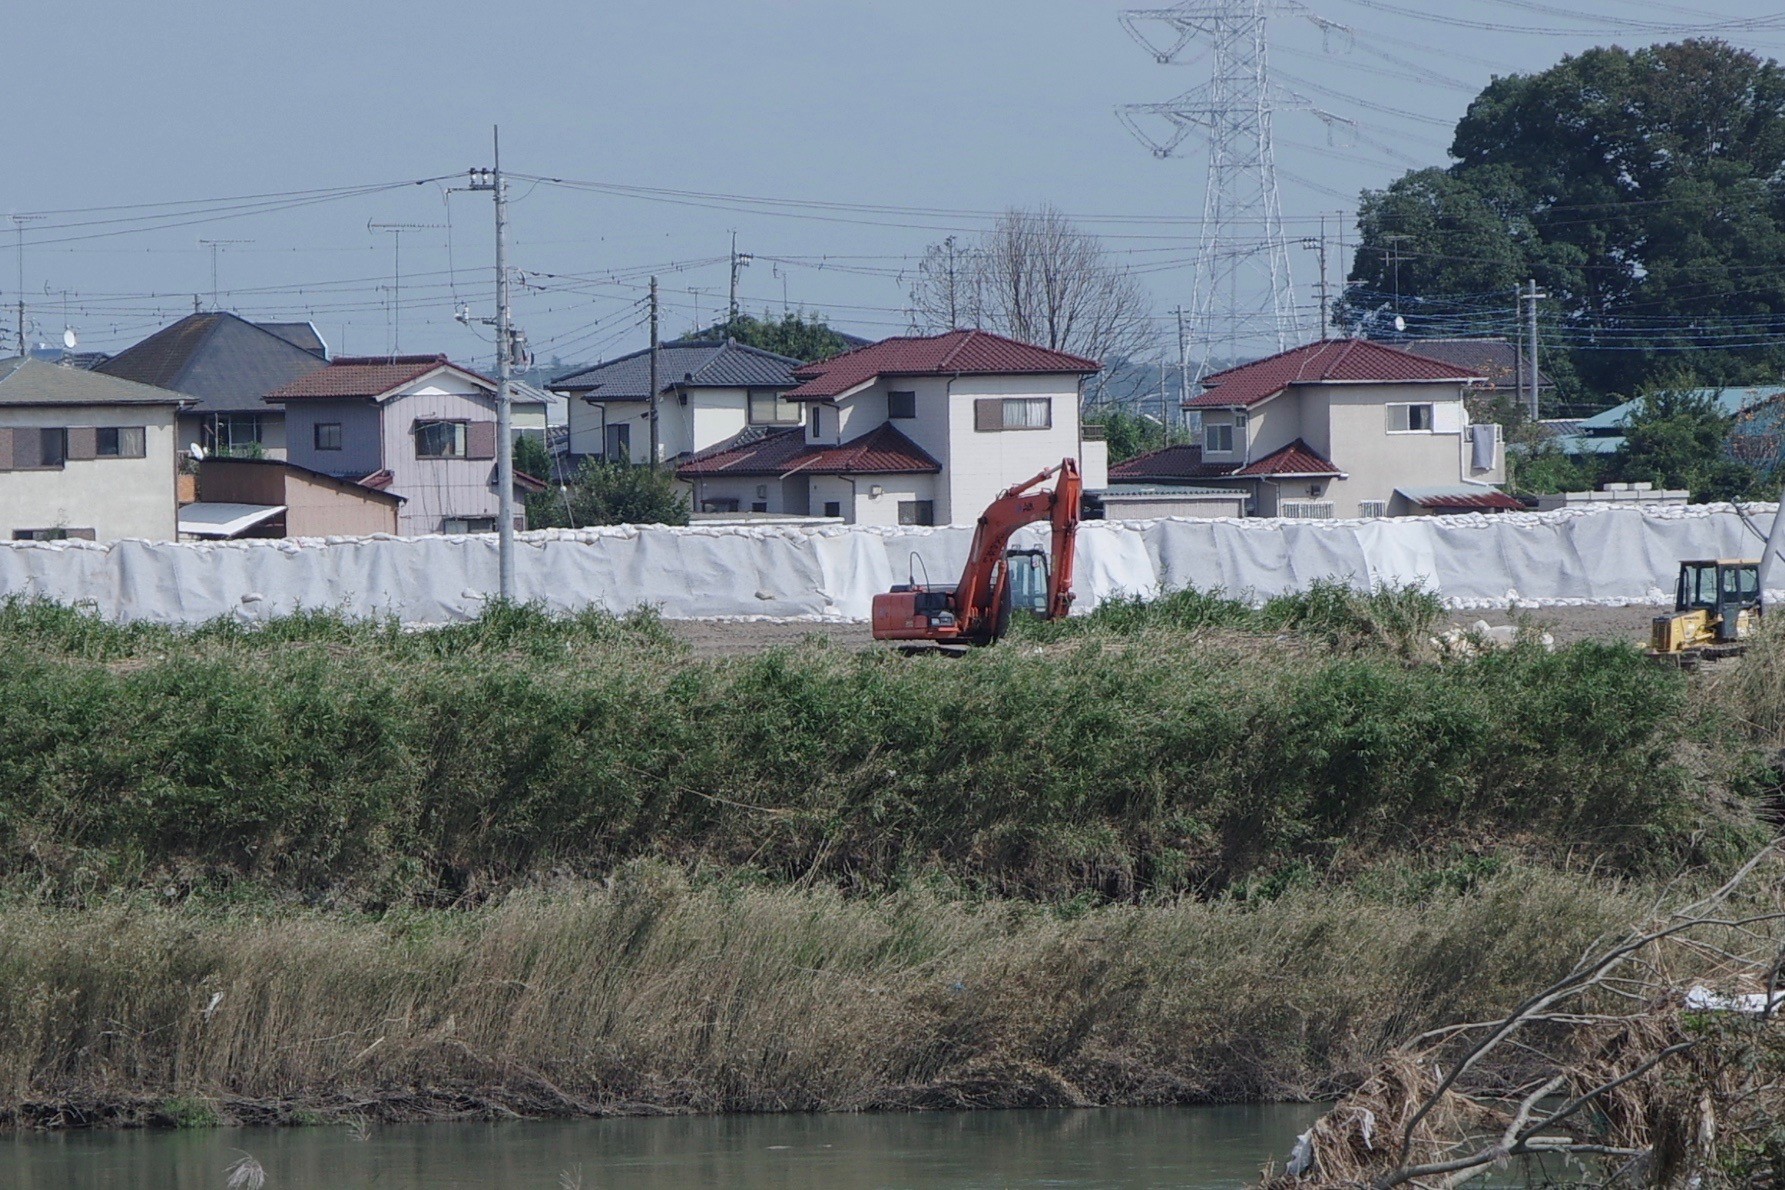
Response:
[871,458,1082,647]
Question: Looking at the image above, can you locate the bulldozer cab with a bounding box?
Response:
[1675,560,1760,617]
[1653,559,1761,657]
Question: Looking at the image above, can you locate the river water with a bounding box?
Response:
[4,1104,1320,1189]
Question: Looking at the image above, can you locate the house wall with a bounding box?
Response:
[283,398,384,478]
[376,375,540,535]
[284,471,399,537]
[1101,492,1247,519]
[943,375,1086,526]
[567,395,606,457]
[0,403,179,541]
[1318,383,1499,517]
[198,459,285,505]
[573,387,795,465]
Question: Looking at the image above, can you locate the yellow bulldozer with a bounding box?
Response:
[1649,558,1762,662]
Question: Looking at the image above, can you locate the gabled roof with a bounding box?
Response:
[677,423,941,478]
[263,355,517,404]
[1234,439,1343,478]
[785,329,1100,400]
[0,356,187,407]
[1396,484,1524,511]
[254,321,329,357]
[1186,339,1482,410]
[549,340,803,397]
[1397,338,1549,390]
[95,312,330,415]
[1108,443,1241,483]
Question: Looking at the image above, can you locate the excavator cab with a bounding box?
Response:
[1006,549,1051,617]
[1650,559,1761,660]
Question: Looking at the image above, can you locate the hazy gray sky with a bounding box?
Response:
[9,1,1783,366]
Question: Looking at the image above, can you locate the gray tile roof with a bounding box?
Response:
[550,340,802,399]
[0,357,188,407]
[95,312,330,416]
[254,321,329,357]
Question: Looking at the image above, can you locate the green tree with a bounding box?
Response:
[1343,40,1785,402]
[526,460,691,528]
[512,433,553,482]
[1085,408,1189,464]
[683,311,855,363]
[1610,389,1762,501]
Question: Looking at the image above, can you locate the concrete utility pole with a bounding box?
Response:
[1175,304,1189,430]
[12,214,43,358]
[469,127,516,601]
[648,275,661,468]
[1522,278,1546,421]
[1300,212,1331,340]
[728,231,751,324]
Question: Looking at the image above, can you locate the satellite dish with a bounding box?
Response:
[62,328,77,350]
[1393,314,1407,333]
[189,444,206,461]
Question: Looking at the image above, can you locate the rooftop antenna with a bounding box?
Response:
[368,219,445,355]
[197,239,252,310]
[10,213,44,358]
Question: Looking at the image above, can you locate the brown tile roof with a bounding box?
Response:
[1108,443,1240,482]
[677,423,941,478]
[1234,439,1343,478]
[786,329,1099,400]
[264,355,494,402]
[1186,339,1482,409]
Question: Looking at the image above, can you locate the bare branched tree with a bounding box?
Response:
[909,207,1156,392]
[1268,839,1785,1190]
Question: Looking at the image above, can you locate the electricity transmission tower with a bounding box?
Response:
[1119,1,1343,386]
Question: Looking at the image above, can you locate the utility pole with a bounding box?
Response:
[368,220,444,354]
[648,276,661,468]
[11,214,43,358]
[727,231,751,325]
[1523,278,1546,422]
[1300,211,1331,340]
[468,127,516,601]
[1174,305,1189,431]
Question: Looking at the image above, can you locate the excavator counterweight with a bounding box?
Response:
[871,458,1082,646]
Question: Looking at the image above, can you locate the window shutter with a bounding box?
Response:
[12,428,40,469]
[974,398,1001,431]
[67,528,96,541]
[66,427,98,460]
[0,428,11,471]
[467,420,497,460]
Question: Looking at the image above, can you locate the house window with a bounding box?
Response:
[748,389,801,425]
[975,397,1052,431]
[887,390,917,419]
[605,423,631,463]
[751,502,768,513]
[700,498,740,513]
[314,422,343,451]
[1387,403,1435,432]
[1358,500,1388,518]
[213,414,263,450]
[442,516,497,534]
[96,426,146,458]
[36,428,67,468]
[1204,422,1234,453]
[823,501,842,519]
[812,406,827,438]
[898,500,935,526]
[416,420,468,458]
[13,527,94,541]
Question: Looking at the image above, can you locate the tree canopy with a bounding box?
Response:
[682,311,856,364]
[1341,40,1785,404]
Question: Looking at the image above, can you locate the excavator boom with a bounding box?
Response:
[872,458,1082,646]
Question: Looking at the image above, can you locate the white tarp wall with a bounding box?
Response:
[0,502,1778,625]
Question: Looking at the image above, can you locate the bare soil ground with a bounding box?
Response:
[666,605,1661,657]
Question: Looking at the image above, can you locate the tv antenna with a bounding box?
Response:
[197,239,253,310]
[368,219,444,354]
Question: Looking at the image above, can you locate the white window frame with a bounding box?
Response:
[1387,403,1436,433]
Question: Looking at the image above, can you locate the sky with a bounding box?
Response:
[8,0,1785,373]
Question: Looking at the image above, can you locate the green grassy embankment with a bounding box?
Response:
[0,589,1776,1126]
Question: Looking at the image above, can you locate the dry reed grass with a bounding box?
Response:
[0,863,1645,1127]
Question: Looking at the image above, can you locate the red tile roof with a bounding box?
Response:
[264,355,495,402]
[785,329,1100,400]
[1186,339,1482,409]
[1234,439,1343,478]
[677,423,941,478]
[1108,443,1240,482]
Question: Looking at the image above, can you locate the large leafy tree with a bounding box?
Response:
[682,311,855,364]
[1341,40,1785,403]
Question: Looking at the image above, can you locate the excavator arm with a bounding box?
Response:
[872,458,1082,646]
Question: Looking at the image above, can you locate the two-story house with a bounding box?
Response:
[1112,339,1510,518]
[266,354,547,536]
[550,339,806,466]
[0,358,188,541]
[95,312,330,460]
[676,330,1106,525]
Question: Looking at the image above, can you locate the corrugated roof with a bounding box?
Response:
[1186,339,1481,409]
[1396,484,1524,511]
[677,423,941,478]
[264,355,503,402]
[785,329,1100,400]
[550,340,803,397]
[1235,439,1343,478]
[95,312,330,415]
[0,357,188,407]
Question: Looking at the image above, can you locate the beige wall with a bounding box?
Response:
[1102,492,1246,519]
[285,472,398,536]
[0,404,179,541]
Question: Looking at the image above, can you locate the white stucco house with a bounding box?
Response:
[0,357,188,542]
[549,339,806,466]
[1111,339,1511,518]
[267,354,547,536]
[675,330,1106,526]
